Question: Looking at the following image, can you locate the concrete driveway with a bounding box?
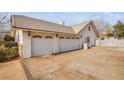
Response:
[0,59,27,80]
[23,47,124,80]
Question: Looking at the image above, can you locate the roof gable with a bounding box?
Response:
[72,21,99,36]
[72,21,90,34]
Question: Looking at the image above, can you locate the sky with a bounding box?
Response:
[10,12,124,26]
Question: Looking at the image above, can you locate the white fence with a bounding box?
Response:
[96,38,124,47]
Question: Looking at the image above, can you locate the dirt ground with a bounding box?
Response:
[23,47,124,80]
[0,59,27,80]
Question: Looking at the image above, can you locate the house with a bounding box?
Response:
[11,15,98,58]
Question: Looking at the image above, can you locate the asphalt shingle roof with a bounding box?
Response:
[11,15,98,35]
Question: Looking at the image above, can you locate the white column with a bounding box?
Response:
[53,34,59,54]
[22,31,31,58]
[79,34,83,49]
[79,38,82,49]
[15,30,19,42]
[17,29,23,57]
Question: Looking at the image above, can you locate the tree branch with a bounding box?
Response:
[0,15,8,23]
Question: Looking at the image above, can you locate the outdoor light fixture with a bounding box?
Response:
[28,31,31,36]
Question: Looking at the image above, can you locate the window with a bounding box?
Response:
[33,35,42,38]
[88,26,90,31]
[45,36,53,38]
[59,37,64,39]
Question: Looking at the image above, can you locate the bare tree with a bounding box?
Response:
[0,12,10,42]
[0,13,10,28]
[93,18,113,39]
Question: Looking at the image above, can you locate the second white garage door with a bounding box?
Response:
[31,38,53,57]
[59,39,80,52]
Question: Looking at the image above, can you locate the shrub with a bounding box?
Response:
[4,35,14,42]
[0,52,6,62]
[0,34,18,62]
[0,45,11,62]
[107,32,114,37]
[0,43,2,46]
[0,45,6,62]
[4,41,17,48]
[0,45,18,62]
[10,46,18,58]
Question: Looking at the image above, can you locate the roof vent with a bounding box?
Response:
[59,21,65,25]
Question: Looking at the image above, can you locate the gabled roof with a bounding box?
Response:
[11,15,98,36]
[11,15,75,34]
[72,21,90,34]
[72,21,99,36]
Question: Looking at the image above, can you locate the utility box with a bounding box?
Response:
[83,43,88,49]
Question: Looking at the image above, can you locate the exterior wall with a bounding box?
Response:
[18,43,23,57]
[31,31,54,38]
[31,31,78,53]
[96,38,124,47]
[22,31,31,58]
[31,31,77,39]
[15,29,23,57]
[15,25,97,58]
[15,29,31,58]
[10,28,16,37]
[79,38,83,49]
[53,35,59,54]
[79,24,97,48]
[15,29,23,44]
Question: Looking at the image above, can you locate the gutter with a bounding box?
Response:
[12,26,77,35]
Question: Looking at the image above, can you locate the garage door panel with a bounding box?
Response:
[73,39,80,49]
[60,39,80,52]
[32,38,53,57]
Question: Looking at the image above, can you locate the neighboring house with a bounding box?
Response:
[11,15,98,58]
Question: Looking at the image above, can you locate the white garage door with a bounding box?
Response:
[31,38,53,57]
[59,39,80,52]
